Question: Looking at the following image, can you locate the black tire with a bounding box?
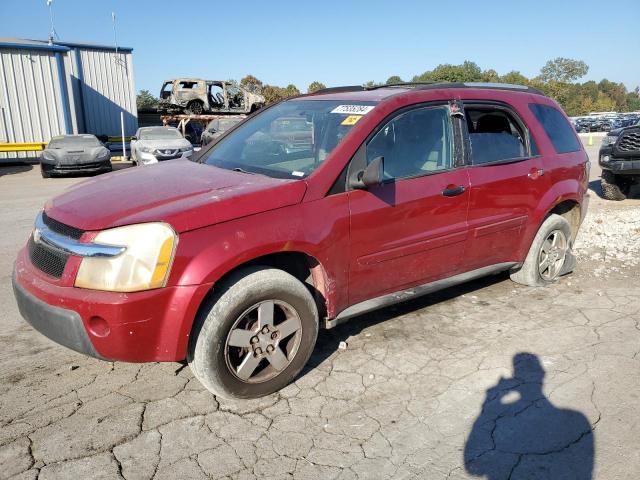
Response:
[600,170,630,201]
[186,101,204,115]
[40,164,52,178]
[510,214,573,287]
[188,266,319,399]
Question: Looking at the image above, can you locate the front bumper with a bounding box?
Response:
[12,246,212,362]
[138,150,192,165]
[13,273,103,358]
[599,156,640,175]
[599,145,640,175]
[43,160,112,174]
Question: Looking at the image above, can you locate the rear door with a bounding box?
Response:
[347,104,470,305]
[462,102,549,270]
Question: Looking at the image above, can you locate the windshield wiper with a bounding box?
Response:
[232,167,256,175]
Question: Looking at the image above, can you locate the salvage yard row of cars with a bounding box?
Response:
[17,82,595,399]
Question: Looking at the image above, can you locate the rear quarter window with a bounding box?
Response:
[529,103,581,154]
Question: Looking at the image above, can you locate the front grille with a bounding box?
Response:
[28,236,69,278]
[42,212,84,240]
[617,128,640,153]
[55,161,104,170]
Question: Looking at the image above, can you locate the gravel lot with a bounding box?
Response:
[1,140,639,480]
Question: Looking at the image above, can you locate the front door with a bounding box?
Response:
[348,104,470,305]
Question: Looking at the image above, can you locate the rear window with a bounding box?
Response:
[529,104,581,154]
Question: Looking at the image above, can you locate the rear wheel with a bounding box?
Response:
[510,214,573,287]
[601,170,630,201]
[186,101,204,115]
[188,267,318,399]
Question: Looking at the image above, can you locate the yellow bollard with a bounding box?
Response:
[588,135,593,146]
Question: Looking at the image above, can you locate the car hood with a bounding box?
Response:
[45,160,307,233]
[44,146,107,161]
[135,138,192,150]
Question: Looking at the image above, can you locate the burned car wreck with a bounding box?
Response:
[158,78,265,115]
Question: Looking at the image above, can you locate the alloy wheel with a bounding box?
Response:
[538,230,567,281]
[224,300,302,383]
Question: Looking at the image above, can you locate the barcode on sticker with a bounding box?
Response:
[331,105,375,115]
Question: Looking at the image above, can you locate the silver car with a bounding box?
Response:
[200,117,243,146]
[40,134,111,178]
[130,127,193,166]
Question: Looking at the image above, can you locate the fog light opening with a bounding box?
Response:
[88,316,110,337]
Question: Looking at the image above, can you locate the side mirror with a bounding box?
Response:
[350,156,384,189]
[130,136,137,141]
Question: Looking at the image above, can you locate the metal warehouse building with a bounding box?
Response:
[0,37,137,159]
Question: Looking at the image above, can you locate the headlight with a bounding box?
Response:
[75,223,177,292]
[601,135,617,146]
[179,146,192,152]
[139,146,154,153]
[97,148,110,160]
[41,151,55,162]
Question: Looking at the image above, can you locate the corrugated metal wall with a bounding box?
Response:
[74,48,137,137]
[0,48,68,159]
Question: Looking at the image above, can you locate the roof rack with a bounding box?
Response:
[310,85,365,95]
[312,82,544,96]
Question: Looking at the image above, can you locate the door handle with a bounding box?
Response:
[527,168,545,179]
[442,185,466,197]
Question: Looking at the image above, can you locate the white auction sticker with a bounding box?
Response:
[330,105,375,115]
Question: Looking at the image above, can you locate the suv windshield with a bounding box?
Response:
[139,128,183,140]
[199,99,376,178]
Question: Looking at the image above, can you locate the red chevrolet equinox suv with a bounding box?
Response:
[13,83,590,399]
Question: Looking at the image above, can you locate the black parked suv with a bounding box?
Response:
[599,122,640,200]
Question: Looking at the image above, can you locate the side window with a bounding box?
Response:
[529,103,581,154]
[366,106,453,180]
[466,107,527,165]
[178,81,197,89]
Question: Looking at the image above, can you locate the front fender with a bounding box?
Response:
[169,198,351,318]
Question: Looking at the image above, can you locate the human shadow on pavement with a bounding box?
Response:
[463,353,594,480]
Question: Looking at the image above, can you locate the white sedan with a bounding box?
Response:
[130,126,193,166]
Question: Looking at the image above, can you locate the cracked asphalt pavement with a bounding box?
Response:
[1,142,639,479]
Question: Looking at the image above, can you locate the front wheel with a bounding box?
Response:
[40,164,52,178]
[188,267,319,399]
[510,214,573,287]
[601,170,630,201]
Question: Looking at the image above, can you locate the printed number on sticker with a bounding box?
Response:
[331,105,375,115]
[341,115,363,126]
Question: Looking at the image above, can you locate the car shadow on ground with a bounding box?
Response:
[302,271,512,376]
[463,353,594,479]
[0,162,33,177]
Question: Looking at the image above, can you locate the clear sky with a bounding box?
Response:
[2,0,639,94]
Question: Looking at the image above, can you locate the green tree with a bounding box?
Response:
[539,57,588,83]
[136,90,158,109]
[481,69,499,82]
[386,75,403,85]
[412,61,483,83]
[363,80,379,88]
[626,89,640,111]
[307,81,326,93]
[284,84,301,97]
[500,71,529,85]
[262,84,301,104]
[240,75,263,94]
